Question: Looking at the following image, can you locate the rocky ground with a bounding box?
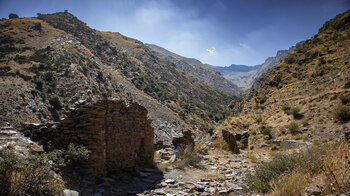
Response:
[72,150,254,196]
[141,152,253,196]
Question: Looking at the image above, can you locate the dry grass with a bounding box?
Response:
[174,146,202,170]
[245,144,327,193]
[194,143,208,155]
[246,142,350,195]
[269,172,310,196]
[320,142,350,194]
[157,162,171,172]
[212,137,230,151]
[247,152,258,163]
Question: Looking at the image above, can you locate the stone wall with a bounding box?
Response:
[21,100,154,178]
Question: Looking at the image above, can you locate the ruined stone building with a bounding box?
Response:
[22,100,154,178]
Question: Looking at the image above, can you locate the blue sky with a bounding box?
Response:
[0,0,349,66]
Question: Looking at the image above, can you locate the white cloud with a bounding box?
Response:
[206,47,216,54]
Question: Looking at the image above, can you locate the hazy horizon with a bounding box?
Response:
[0,0,349,66]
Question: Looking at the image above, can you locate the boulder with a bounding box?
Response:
[172,129,194,148]
[63,189,79,196]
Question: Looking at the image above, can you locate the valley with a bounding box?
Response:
[0,7,349,196]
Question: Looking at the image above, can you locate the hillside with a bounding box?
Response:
[219,10,350,162]
[212,46,297,90]
[145,44,241,96]
[214,10,350,195]
[0,11,238,144]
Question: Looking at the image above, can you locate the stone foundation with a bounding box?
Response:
[21,100,154,178]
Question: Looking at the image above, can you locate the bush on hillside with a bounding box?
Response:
[8,13,19,19]
[49,97,62,110]
[334,105,350,123]
[282,105,302,119]
[287,122,299,134]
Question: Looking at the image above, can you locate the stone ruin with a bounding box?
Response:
[21,100,154,178]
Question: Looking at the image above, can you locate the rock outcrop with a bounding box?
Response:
[221,129,239,154]
[172,129,194,149]
[21,100,154,178]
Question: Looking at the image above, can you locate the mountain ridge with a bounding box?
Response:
[211,45,298,90]
[0,11,239,144]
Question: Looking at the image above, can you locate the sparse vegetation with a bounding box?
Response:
[0,143,90,196]
[319,11,350,33]
[245,145,327,193]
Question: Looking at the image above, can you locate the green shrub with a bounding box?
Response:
[287,122,299,134]
[13,55,28,64]
[282,105,302,118]
[291,107,302,119]
[43,72,55,83]
[334,105,350,123]
[49,97,62,110]
[35,80,43,91]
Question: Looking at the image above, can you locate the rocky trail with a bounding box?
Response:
[77,151,254,196]
[136,150,254,196]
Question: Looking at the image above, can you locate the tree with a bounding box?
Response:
[8,13,19,19]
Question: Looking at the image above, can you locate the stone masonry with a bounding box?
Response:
[21,100,154,178]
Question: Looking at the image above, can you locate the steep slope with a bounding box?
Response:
[0,11,238,144]
[212,46,297,90]
[144,44,241,96]
[0,16,185,144]
[218,10,350,149]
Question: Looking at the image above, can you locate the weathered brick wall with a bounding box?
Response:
[21,100,154,178]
